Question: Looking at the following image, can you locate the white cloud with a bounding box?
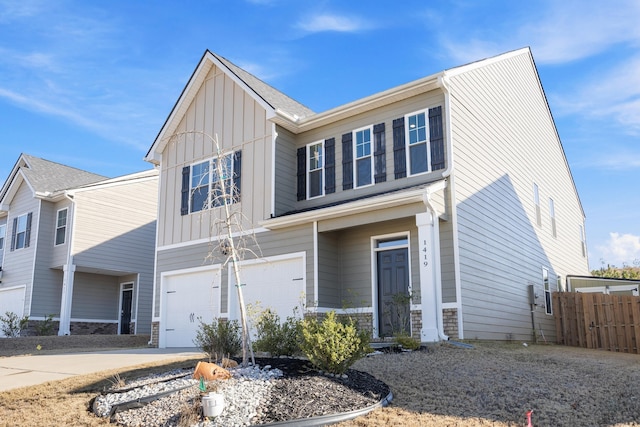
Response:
[596,232,640,266]
[296,13,369,33]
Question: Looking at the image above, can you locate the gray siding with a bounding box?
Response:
[439,218,456,303]
[448,50,589,341]
[0,181,38,316]
[31,200,61,317]
[0,216,6,264]
[284,92,447,214]
[154,224,314,316]
[274,126,298,216]
[50,199,73,268]
[71,272,119,319]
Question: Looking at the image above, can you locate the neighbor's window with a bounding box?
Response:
[12,213,31,250]
[186,151,240,214]
[406,110,429,175]
[307,141,324,199]
[55,208,68,246]
[0,224,5,250]
[543,267,552,315]
[354,126,373,187]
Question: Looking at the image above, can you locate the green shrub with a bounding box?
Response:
[0,311,29,338]
[193,317,242,362]
[35,314,56,336]
[299,311,370,375]
[253,309,301,357]
[394,333,420,351]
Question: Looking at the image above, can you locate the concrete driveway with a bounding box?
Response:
[0,348,203,392]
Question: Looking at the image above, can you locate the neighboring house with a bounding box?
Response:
[145,47,589,348]
[566,276,640,296]
[0,154,158,336]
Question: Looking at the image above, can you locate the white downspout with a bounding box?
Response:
[438,74,464,339]
[58,192,76,335]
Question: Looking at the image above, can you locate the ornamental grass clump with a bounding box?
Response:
[299,311,370,375]
[253,309,301,357]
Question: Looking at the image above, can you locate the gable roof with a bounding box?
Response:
[0,154,107,210]
[145,50,314,163]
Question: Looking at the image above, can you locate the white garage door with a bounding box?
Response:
[162,268,220,348]
[228,254,305,334]
[0,286,26,337]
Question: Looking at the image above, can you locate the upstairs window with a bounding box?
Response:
[533,183,541,227]
[393,106,444,179]
[0,224,5,250]
[354,126,373,187]
[11,213,32,251]
[549,198,556,238]
[55,208,68,246]
[180,151,242,215]
[407,111,429,175]
[308,141,324,199]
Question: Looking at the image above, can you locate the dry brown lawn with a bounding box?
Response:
[1,340,639,426]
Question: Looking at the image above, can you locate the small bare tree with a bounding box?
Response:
[167,130,260,366]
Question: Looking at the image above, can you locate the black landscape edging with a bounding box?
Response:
[258,390,394,426]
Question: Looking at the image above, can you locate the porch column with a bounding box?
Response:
[416,210,440,342]
[58,261,76,335]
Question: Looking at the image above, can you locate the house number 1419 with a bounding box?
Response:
[422,240,429,267]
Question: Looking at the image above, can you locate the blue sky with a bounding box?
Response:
[1,0,639,270]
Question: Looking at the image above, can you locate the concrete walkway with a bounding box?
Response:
[0,348,203,392]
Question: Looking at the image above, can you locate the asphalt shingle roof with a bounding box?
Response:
[19,154,108,194]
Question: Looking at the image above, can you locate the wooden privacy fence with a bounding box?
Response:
[553,292,640,354]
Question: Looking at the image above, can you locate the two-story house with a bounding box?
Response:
[0,154,158,336]
[145,47,590,348]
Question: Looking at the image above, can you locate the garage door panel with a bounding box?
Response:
[229,256,305,330]
[162,269,220,348]
[0,287,26,338]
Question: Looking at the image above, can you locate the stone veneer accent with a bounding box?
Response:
[69,322,117,335]
[411,310,422,339]
[151,321,160,348]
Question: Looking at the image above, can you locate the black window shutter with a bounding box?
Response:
[324,138,335,194]
[10,217,16,251]
[373,123,386,183]
[342,133,353,190]
[180,166,190,215]
[24,212,32,248]
[429,106,445,171]
[233,150,242,202]
[296,147,306,201]
[393,117,406,179]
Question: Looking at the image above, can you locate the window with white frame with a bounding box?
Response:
[557,275,564,292]
[187,151,240,214]
[55,208,68,246]
[12,213,31,250]
[406,110,430,175]
[354,126,373,187]
[0,224,5,250]
[307,141,324,198]
[549,198,556,238]
[579,224,586,257]
[533,183,541,227]
[543,267,552,315]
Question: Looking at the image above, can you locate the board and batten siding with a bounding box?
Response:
[157,64,273,248]
[448,50,589,341]
[274,126,298,216]
[154,224,314,317]
[0,181,38,316]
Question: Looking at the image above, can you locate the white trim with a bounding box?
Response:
[443,47,531,78]
[157,227,269,251]
[270,123,277,217]
[307,141,325,199]
[54,207,68,246]
[442,302,458,309]
[118,281,135,335]
[312,306,374,314]
[404,108,432,177]
[370,231,411,339]
[353,125,374,188]
[313,222,318,307]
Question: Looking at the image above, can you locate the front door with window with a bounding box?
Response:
[120,288,133,334]
[377,248,410,337]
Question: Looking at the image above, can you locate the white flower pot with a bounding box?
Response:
[202,392,225,418]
